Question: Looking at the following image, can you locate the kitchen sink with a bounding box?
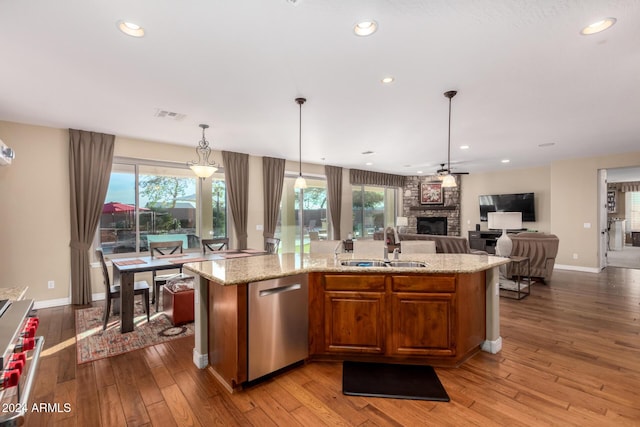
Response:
[388,261,427,268]
[340,260,427,268]
[341,260,388,267]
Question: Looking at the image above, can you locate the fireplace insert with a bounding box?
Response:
[417,217,447,235]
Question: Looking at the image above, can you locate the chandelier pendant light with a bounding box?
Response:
[441,90,458,188]
[294,97,307,189]
[188,124,220,179]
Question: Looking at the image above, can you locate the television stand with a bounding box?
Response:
[468,230,501,254]
[468,230,525,254]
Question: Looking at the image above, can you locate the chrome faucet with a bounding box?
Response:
[333,240,343,261]
[383,246,390,263]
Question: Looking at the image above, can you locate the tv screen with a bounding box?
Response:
[479,192,536,222]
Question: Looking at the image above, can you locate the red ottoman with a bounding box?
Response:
[163,286,194,326]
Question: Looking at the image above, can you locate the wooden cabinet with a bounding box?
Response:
[323,274,386,354]
[311,272,483,366]
[389,275,455,357]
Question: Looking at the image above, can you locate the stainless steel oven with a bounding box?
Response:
[0,299,44,426]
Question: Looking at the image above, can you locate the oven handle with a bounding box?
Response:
[0,335,45,427]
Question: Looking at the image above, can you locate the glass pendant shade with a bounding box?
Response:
[294,175,307,189]
[189,164,217,179]
[441,173,457,188]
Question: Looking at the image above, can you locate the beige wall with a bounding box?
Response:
[460,166,551,235]
[550,152,640,268]
[0,122,71,304]
[3,119,640,306]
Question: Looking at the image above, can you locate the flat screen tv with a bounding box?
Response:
[479,192,536,222]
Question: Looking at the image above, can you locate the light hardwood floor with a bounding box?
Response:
[25,267,640,426]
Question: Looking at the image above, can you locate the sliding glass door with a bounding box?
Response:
[276,175,327,254]
[352,185,397,239]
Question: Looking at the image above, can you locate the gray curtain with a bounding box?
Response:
[263,157,285,239]
[350,168,406,187]
[69,129,115,305]
[325,165,342,239]
[223,151,249,249]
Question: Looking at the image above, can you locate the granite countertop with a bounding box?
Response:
[183,252,510,285]
[0,286,28,301]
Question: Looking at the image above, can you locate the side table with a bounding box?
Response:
[500,256,531,300]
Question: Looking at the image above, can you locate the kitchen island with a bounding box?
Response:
[184,252,508,392]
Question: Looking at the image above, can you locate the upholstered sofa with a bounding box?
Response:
[507,232,559,283]
[373,230,559,282]
[373,231,484,254]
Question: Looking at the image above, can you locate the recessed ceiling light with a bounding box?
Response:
[361,150,375,155]
[118,20,145,37]
[416,171,423,174]
[381,76,395,84]
[501,159,510,163]
[354,20,378,36]
[460,145,470,150]
[580,18,616,35]
[365,162,373,166]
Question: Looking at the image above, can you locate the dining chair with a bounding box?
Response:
[352,240,386,258]
[264,237,280,254]
[400,240,437,254]
[96,248,150,330]
[310,240,343,254]
[149,240,188,312]
[202,237,229,253]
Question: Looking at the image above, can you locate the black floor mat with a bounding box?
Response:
[342,361,450,401]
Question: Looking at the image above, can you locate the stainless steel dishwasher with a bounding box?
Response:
[247,274,308,381]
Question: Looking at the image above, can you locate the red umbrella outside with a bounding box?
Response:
[102,202,148,214]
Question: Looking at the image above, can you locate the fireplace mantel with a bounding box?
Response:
[409,205,457,211]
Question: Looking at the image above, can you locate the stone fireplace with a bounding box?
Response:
[402,176,461,236]
[417,217,448,235]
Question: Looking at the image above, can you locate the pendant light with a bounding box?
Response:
[441,90,457,188]
[187,124,220,179]
[294,97,307,189]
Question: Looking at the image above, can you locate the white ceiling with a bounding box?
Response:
[1,0,639,176]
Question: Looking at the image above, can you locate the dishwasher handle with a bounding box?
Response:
[258,283,301,297]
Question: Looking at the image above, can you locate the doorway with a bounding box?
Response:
[603,166,640,269]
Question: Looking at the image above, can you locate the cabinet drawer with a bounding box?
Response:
[391,275,455,292]
[324,274,386,291]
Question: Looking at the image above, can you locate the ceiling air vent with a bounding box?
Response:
[154,109,186,121]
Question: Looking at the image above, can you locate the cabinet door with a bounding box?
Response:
[324,291,385,354]
[389,292,455,356]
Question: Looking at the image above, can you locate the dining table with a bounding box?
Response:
[110,249,267,333]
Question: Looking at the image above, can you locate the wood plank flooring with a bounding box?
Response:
[23,267,640,426]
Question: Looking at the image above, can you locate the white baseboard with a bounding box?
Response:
[554,264,600,274]
[32,292,107,310]
[193,349,208,369]
[33,297,71,309]
[481,337,502,354]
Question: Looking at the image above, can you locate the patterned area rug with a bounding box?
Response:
[75,302,194,364]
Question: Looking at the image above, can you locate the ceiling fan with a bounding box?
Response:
[435,163,469,176]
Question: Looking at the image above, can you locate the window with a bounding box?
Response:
[625,192,640,231]
[98,159,226,254]
[276,175,327,254]
[352,185,397,239]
